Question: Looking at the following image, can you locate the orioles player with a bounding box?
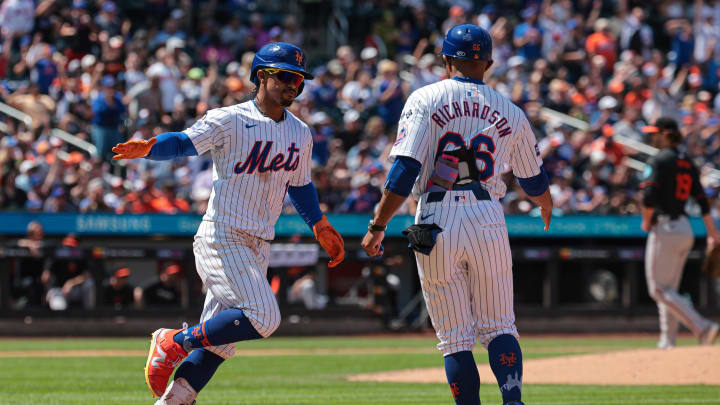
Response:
[362,25,552,405]
[640,117,720,348]
[112,42,344,404]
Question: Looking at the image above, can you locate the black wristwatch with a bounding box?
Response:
[368,220,387,232]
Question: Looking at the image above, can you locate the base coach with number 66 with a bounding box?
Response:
[361,24,553,405]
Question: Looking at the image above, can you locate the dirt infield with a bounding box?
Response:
[348,346,720,385]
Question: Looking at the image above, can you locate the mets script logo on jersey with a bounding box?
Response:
[234,141,300,174]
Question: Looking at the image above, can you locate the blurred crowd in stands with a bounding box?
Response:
[1,0,720,218]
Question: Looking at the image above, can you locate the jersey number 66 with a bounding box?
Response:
[436,131,495,181]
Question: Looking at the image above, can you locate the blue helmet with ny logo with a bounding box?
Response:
[251,42,314,94]
[441,24,492,62]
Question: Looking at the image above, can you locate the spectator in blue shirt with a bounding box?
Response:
[375,60,404,126]
[31,53,57,94]
[91,75,125,162]
[513,7,543,61]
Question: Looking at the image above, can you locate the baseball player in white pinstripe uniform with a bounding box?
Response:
[113,42,345,404]
[362,25,552,405]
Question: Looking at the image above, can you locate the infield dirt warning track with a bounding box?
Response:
[349,346,720,386]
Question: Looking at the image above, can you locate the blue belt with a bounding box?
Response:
[426,183,491,203]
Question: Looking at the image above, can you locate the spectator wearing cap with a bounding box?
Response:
[409,53,441,92]
[91,75,126,162]
[476,4,497,31]
[585,18,617,71]
[341,69,376,112]
[146,48,181,114]
[340,169,382,213]
[94,1,121,36]
[360,47,378,76]
[42,233,95,310]
[103,267,140,310]
[137,264,185,308]
[44,185,77,212]
[375,59,404,126]
[309,67,339,110]
[514,6,544,62]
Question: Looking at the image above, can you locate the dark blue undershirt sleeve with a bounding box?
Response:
[517,165,549,197]
[288,183,323,229]
[145,132,199,160]
[384,156,422,197]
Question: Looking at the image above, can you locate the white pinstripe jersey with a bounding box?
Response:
[184,100,313,240]
[390,77,542,201]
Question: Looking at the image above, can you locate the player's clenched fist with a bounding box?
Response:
[313,215,345,267]
[112,137,157,160]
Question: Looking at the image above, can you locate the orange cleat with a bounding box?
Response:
[144,328,189,398]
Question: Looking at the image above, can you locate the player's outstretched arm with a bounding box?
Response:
[112,137,157,160]
[112,132,198,161]
[361,156,421,256]
[517,167,553,231]
[288,183,345,267]
[527,188,553,231]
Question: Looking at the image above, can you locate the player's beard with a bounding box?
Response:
[280,90,296,107]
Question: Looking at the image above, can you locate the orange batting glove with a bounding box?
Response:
[112,137,157,160]
[313,215,345,268]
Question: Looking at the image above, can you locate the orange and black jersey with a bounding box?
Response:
[640,147,709,217]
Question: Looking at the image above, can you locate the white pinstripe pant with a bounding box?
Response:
[415,190,518,356]
[192,220,281,359]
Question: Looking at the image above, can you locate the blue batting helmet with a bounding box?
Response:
[441,24,492,62]
[251,42,313,94]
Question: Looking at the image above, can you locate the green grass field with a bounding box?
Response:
[0,335,717,404]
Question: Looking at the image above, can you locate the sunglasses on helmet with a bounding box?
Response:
[262,68,304,87]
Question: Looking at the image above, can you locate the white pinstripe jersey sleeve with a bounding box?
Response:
[184,108,232,155]
[389,90,431,165]
[289,127,313,187]
[510,114,543,178]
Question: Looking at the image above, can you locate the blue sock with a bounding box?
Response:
[174,348,224,392]
[173,308,263,352]
[487,334,523,403]
[444,351,480,405]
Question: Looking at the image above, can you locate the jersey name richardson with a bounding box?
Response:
[430,100,513,137]
[233,141,301,174]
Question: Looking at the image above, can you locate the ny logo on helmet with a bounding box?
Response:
[296,51,303,66]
